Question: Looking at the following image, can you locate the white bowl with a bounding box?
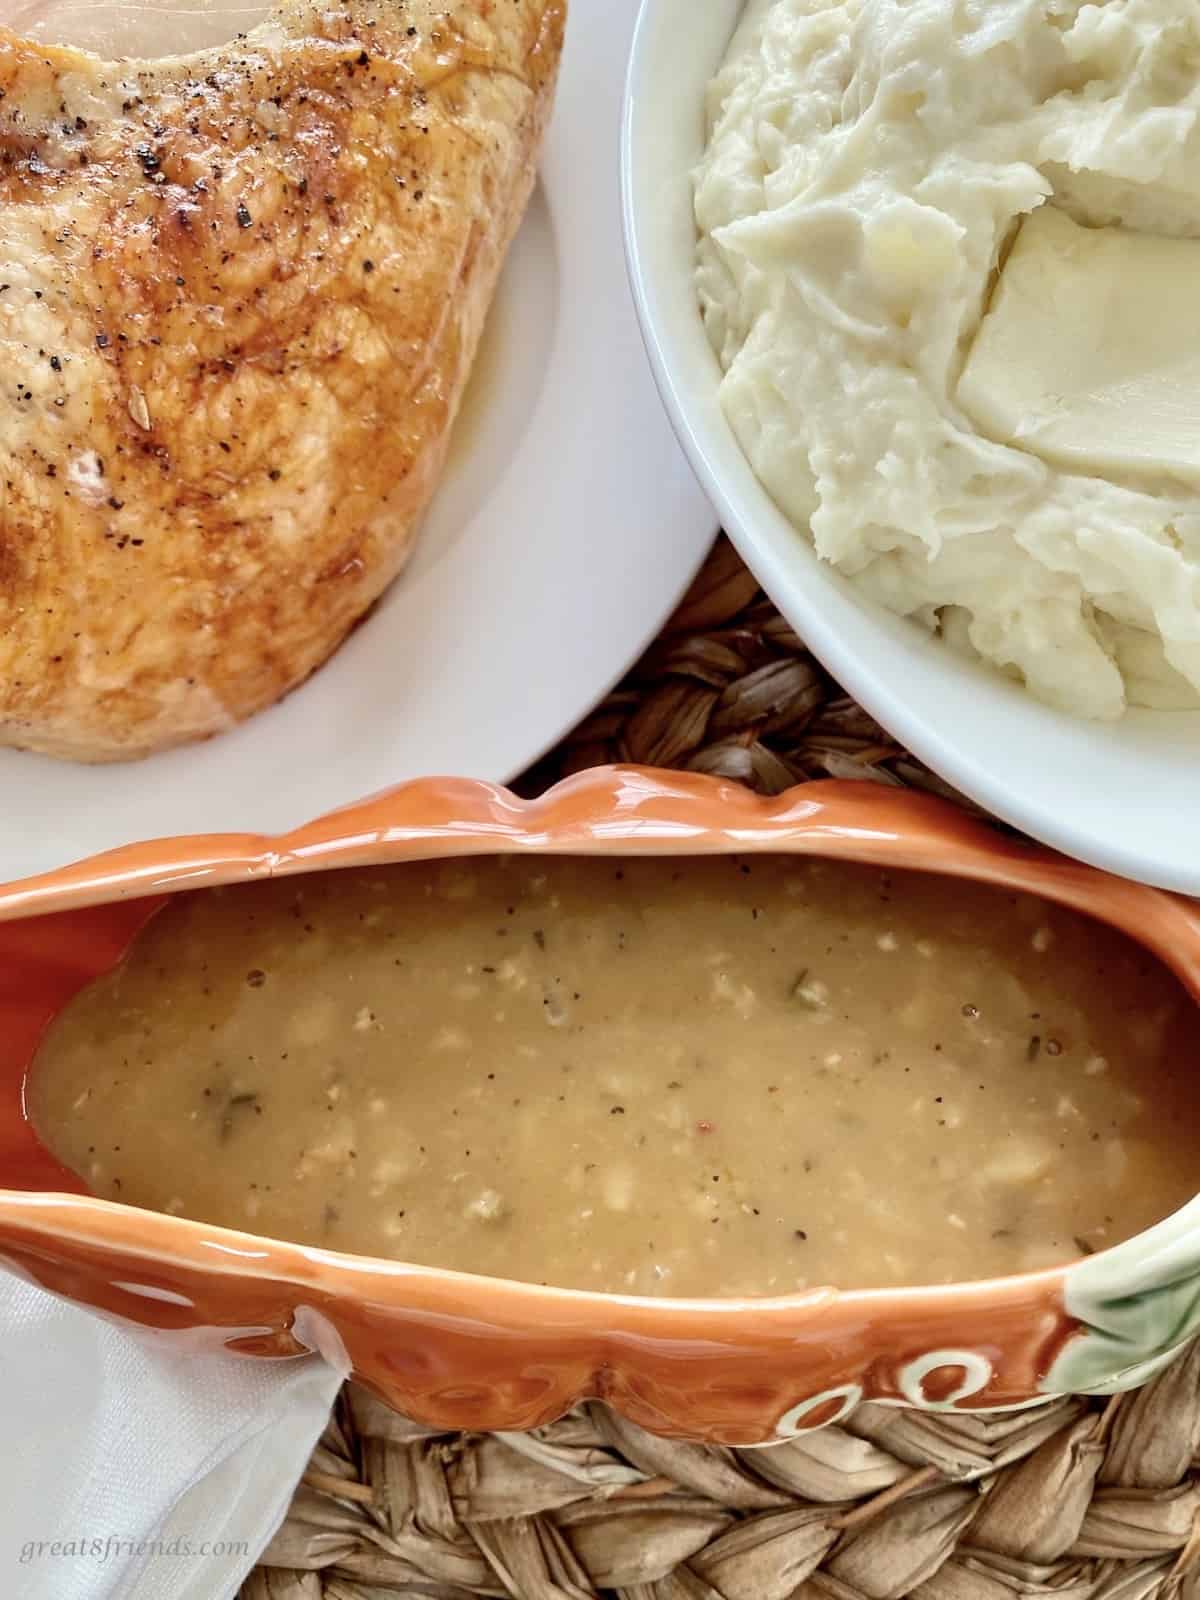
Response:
[621,0,1200,895]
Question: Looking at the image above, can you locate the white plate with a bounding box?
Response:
[624,0,1200,895]
[0,0,716,885]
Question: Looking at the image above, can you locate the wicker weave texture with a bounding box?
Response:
[245,1355,1200,1600]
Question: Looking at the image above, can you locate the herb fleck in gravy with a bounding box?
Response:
[28,856,1200,1295]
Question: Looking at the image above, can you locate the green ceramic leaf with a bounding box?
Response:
[1047,1198,1200,1396]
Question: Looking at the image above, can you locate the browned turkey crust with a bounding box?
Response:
[0,0,565,760]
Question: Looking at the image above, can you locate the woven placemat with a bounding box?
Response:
[243,538,1200,1600]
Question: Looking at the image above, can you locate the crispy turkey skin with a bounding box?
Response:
[0,0,564,759]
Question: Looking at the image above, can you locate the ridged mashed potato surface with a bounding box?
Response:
[696,0,1200,719]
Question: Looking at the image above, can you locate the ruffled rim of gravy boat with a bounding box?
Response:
[1,766,1198,1444]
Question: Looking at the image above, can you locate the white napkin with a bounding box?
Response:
[0,1266,343,1599]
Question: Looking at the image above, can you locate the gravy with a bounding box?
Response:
[28,855,1200,1295]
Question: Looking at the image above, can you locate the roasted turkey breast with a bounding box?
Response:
[0,0,564,760]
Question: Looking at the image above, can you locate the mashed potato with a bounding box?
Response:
[696,0,1200,718]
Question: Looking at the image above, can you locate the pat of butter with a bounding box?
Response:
[958,206,1200,484]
